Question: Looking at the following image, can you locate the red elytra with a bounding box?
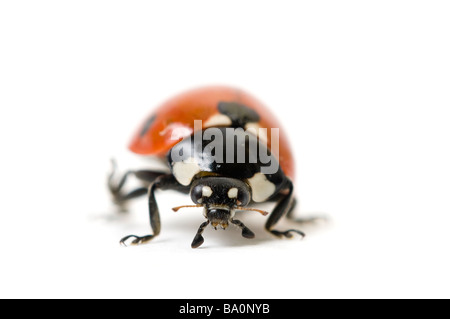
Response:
[129,86,295,180]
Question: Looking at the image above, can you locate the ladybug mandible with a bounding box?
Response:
[108,86,305,248]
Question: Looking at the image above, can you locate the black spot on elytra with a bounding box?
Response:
[140,115,157,137]
[217,101,260,127]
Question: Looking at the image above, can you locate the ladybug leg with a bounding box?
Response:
[108,160,166,207]
[231,219,255,239]
[191,221,210,248]
[120,174,186,246]
[265,179,305,239]
[286,198,298,218]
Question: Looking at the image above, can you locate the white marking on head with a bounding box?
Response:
[247,173,276,202]
[202,186,213,197]
[228,187,238,199]
[204,114,232,127]
[172,157,201,186]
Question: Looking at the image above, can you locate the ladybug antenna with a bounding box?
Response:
[172,204,203,212]
[235,207,269,216]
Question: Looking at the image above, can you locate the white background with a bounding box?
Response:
[1,1,449,299]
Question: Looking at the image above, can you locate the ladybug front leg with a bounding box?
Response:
[120,174,186,246]
[191,221,210,248]
[231,219,255,239]
[265,179,305,239]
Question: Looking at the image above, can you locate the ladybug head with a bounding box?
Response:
[190,177,251,209]
[172,177,269,247]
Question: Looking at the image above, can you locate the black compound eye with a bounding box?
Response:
[190,184,204,204]
[238,190,250,206]
[190,184,214,204]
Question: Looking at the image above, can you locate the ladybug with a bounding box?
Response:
[109,86,305,248]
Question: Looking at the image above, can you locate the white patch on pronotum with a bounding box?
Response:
[204,114,232,127]
[202,186,213,197]
[172,157,201,186]
[247,173,276,202]
[228,187,238,199]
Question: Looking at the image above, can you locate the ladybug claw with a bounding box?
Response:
[270,229,305,239]
[120,235,136,246]
[120,235,155,246]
